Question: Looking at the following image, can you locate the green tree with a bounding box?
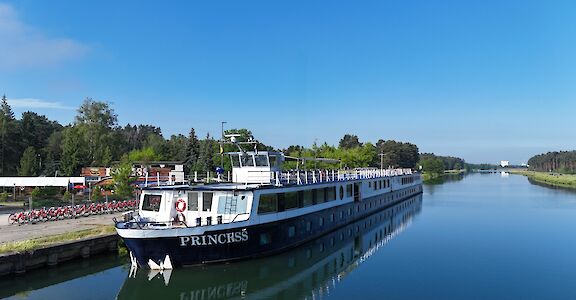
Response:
[125,147,161,162]
[0,95,20,175]
[338,134,362,149]
[144,133,167,159]
[75,98,118,165]
[166,134,187,161]
[420,158,445,174]
[111,162,134,199]
[92,185,103,201]
[60,127,87,176]
[18,146,38,176]
[186,127,200,173]
[197,134,215,173]
[102,146,113,166]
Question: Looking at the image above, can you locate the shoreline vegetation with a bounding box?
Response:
[422,169,465,182]
[509,170,576,189]
[0,225,115,254]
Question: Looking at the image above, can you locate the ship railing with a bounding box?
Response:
[271,168,413,186]
[119,213,250,229]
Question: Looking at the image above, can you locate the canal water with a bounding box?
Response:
[3,173,576,300]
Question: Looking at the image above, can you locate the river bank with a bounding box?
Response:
[509,170,576,189]
[0,212,123,276]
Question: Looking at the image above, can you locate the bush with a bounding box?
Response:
[63,190,71,201]
[0,192,8,202]
[31,187,42,200]
[92,186,103,201]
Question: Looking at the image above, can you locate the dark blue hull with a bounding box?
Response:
[122,184,423,266]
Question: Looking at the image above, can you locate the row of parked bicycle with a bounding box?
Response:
[8,199,139,225]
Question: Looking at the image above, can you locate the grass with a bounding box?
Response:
[0,225,116,254]
[0,201,25,207]
[509,170,576,188]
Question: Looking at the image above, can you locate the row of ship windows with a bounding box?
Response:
[401,177,415,185]
[368,179,391,191]
[258,183,363,214]
[259,194,417,246]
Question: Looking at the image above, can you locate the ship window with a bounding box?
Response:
[319,217,324,227]
[369,182,372,188]
[241,154,254,167]
[255,154,269,167]
[217,195,248,214]
[373,181,377,191]
[303,190,313,207]
[269,155,278,167]
[260,233,271,245]
[379,180,382,189]
[284,192,299,210]
[325,187,336,202]
[346,184,353,197]
[306,221,311,232]
[142,194,161,212]
[353,183,361,202]
[315,188,325,204]
[188,192,198,211]
[202,192,213,212]
[258,193,277,214]
[231,154,240,167]
[339,186,344,200]
[288,226,295,238]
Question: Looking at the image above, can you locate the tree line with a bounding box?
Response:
[528,151,576,173]
[418,153,466,173]
[0,96,424,177]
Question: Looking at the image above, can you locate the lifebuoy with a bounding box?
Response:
[175,199,186,212]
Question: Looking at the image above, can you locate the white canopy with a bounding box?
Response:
[0,177,85,187]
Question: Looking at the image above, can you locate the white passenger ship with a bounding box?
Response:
[115,148,422,268]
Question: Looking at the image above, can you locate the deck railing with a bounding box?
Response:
[271,168,413,186]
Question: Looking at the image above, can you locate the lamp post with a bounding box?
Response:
[220,121,227,170]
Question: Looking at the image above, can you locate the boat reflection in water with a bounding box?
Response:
[117,194,422,300]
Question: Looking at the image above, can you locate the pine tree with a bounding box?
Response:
[18,146,37,176]
[60,127,87,176]
[186,128,200,173]
[0,95,17,175]
[197,133,215,173]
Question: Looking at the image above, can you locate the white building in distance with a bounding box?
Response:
[500,160,510,167]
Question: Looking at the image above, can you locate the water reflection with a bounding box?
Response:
[423,173,465,185]
[116,194,422,300]
[0,254,125,300]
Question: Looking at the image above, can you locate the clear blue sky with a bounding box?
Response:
[2,0,576,164]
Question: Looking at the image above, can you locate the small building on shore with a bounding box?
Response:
[81,161,186,187]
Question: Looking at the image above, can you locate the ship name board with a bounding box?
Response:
[180,230,248,246]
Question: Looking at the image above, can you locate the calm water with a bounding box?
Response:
[3,173,576,300]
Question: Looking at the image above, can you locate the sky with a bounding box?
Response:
[1,0,576,164]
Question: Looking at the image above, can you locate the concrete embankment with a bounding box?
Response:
[0,233,119,276]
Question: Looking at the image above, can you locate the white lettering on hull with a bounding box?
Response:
[179,229,249,246]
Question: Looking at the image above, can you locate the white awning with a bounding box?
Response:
[0,177,85,187]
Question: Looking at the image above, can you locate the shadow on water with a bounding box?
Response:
[116,194,423,300]
[0,254,126,299]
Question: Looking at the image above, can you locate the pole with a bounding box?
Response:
[220,121,227,168]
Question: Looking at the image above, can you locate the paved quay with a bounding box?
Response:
[0,212,121,244]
